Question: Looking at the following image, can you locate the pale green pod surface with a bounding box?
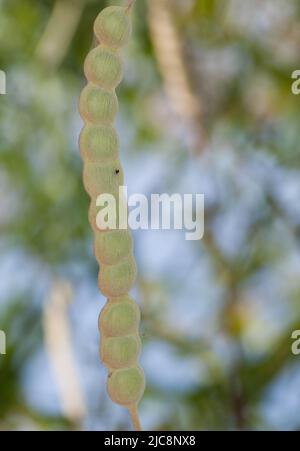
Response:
[94,230,133,265]
[84,46,123,90]
[83,160,124,197]
[80,124,119,163]
[94,6,131,50]
[89,199,102,231]
[101,335,141,370]
[79,83,118,124]
[100,299,140,337]
[99,255,137,297]
[107,366,145,407]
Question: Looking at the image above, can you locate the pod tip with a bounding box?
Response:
[126,0,136,13]
[129,404,142,431]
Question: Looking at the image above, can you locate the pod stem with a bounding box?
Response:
[129,405,142,431]
[127,0,136,12]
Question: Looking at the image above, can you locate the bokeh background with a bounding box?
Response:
[1,0,300,431]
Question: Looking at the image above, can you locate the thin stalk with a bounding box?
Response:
[129,405,142,431]
[127,0,136,12]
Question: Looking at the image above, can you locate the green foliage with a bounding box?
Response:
[1,0,300,431]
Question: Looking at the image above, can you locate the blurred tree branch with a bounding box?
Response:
[43,279,87,426]
[147,0,206,153]
[36,0,85,69]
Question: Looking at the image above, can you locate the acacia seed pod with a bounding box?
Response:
[99,298,140,337]
[101,335,141,370]
[84,46,123,90]
[94,6,131,49]
[79,83,118,124]
[83,160,124,197]
[94,230,133,265]
[88,199,101,231]
[107,365,145,407]
[80,124,119,163]
[99,255,137,297]
[80,1,144,430]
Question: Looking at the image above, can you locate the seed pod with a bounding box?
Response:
[79,83,118,124]
[99,255,137,297]
[84,46,123,90]
[94,230,133,265]
[83,160,124,197]
[94,6,131,49]
[107,365,145,407]
[79,2,144,430]
[80,124,119,163]
[99,298,141,337]
[101,335,141,369]
[88,198,103,231]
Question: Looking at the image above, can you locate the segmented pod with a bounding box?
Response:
[95,230,133,265]
[94,6,132,49]
[107,365,145,407]
[99,255,137,298]
[84,46,123,90]
[101,334,141,369]
[80,124,119,163]
[99,297,141,337]
[79,1,144,431]
[79,83,118,124]
[83,160,124,197]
